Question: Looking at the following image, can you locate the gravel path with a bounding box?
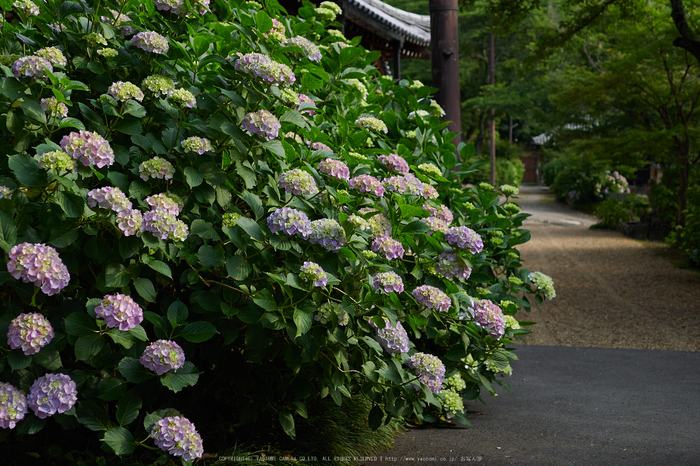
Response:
[516,186,700,351]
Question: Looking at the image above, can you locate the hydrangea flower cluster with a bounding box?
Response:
[267,207,312,238]
[40,97,68,118]
[84,32,108,46]
[505,315,520,330]
[107,81,144,102]
[27,373,78,418]
[408,80,424,90]
[297,93,316,115]
[130,31,169,54]
[7,313,54,355]
[349,175,385,196]
[408,110,430,119]
[528,271,556,299]
[142,75,175,97]
[309,141,332,152]
[369,317,410,354]
[97,48,119,58]
[278,169,319,196]
[407,352,445,393]
[146,193,182,216]
[95,293,144,331]
[314,5,337,20]
[139,157,176,181]
[423,204,453,224]
[355,116,388,133]
[317,158,350,180]
[35,47,67,67]
[300,261,328,287]
[371,236,404,260]
[140,340,186,375]
[7,243,70,296]
[309,219,347,251]
[281,89,300,106]
[282,36,322,62]
[154,0,189,16]
[264,18,286,41]
[429,100,446,117]
[499,184,520,197]
[373,271,404,293]
[435,252,472,280]
[117,210,144,237]
[422,184,438,200]
[233,53,296,88]
[14,0,40,15]
[412,285,451,312]
[314,301,343,324]
[383,175,424,196]
[222,212,242,227]
[0,383,27,429]
[181,136,213,154]
[378,153,410,174]
[445,226,484,254]
[87,186,132,216]
[242,110,281,140]
[417,163,442,178]
[0,186,13,199]
[151,416,204,461]
[60,130,114,168]
[348,214,371,231]
[142,194,188,241]
[358,208,392,236]
[345,78,368,100]
[12,56,52,79]
[463,299,505,340]
[441,389,464,418]
[444,373,467,391]
[100,8,130,24]
[170,89,196,108]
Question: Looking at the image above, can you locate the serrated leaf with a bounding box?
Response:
[34,349,62,370]
[118,357,152,383]
[7,351,32,370]
[160,361,200,392]
[255,10,273,32]
[8,154,47,188]
[55,191,85,218]
[241,190,264,220]
[105,263,131,288]
[197,245,225,268]
[116,390,141,427]
[77,401,111,432]
[178,321,218,343]
[237,217,264,241]
[167,300,188,327]
[191,218,220,240]
[97,377,128,401]
[106,328,137,349]
[402,220,430,235]
[144,259,172,279]
[19,99,46,124]
[253,289,277,311]
[184,167,203,187]
[128,325,148,341]
[0,211,17,253]
[102,427,136,455]
[226,256,251,280]
[114,118,142,135]
[235,161,257,189]
[123,100,147,118]
[75,333,106,361]
[293,308,313,338]
[261,140,285,158]
[279,411,295,439]
[65,312,97,336]
[199,162,226,185]
[280,110,308,129]
[133,278,156,302]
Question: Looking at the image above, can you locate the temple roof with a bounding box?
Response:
[341,0,431,48]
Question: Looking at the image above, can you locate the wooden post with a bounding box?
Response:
[392,40,403,80]
[430,0,461,146]
[489,0,496,186]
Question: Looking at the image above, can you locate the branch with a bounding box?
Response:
[669,0,700,64]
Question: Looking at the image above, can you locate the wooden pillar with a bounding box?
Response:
[430,0,461,145]
[392,40,403,80]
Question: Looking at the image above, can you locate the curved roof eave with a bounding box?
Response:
[341,0,431,46]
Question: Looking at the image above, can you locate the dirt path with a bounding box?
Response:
[515,186,700,351]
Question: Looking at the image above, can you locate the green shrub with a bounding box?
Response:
[593,198,631,229]
[0,0,552,462]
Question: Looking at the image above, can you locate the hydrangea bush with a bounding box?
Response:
[0,0,554,461]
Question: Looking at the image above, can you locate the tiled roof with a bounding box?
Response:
[341,0,431,47]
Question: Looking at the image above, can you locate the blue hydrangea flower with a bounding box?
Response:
[0,383,27,429]
[242,110,281,140]
[7,243,70,296]
[308,218,346,251]
[412,285,451,312]
[140,340,186,375]
[267,207,312,238]
[368,317,409,354]
[300,261,327,287]
[151,416,204,461]
[445,226,484,254]
[373,271,404,293]
[407,352,445,393]
[27,373,77,419]
[95,293,144,331]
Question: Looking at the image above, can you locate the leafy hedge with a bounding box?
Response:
[0,0,553,462]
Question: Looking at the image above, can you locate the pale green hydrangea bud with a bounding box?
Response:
[408,80,424,90]
[462,354,478,374]
[361,250,377,260]
[222,213,242,227]
[508,276,523,286]
[476,287,490,297]
[478,182,494,192]
[504,315,520,330]
[242,0,262,9]
[490,237,504,246]
[405,130,416,139]
[346,151,367,161]
[314,7,336,21]
[35,47,67,67]
[181,136,213,154]
[348,214,371,231]
[281,89,300,106]
[97,48,119,58]
[429,100,445,117]
[320,1,342,14]
[499,300,518,314]
[355,116,387,134]
[327,29,347,42]
[85,33,108,46]
[139,157,175,181]
[499,184,519,196]
[528,271,556,299]
[417,163,441,178]
[142,75,175,98]
[171,89,197,108]
[464,202,476,210]
[486,360,512,375]
[488,230,504,237]
[441,389,464,418]
[507,252,519,259]
[345,79,368,100]
[39,150,76,171]
[444,373,466,391]
[503,202,521,215]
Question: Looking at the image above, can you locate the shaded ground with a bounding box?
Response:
[516,185,700,351]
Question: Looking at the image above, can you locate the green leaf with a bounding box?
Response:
[144,259,172,279]
[87,61,106,74]
[279,411,295,439]
[199,162,226,185]
[160,361,200,393]
[106,328,137,349]
[133,278,156,302]
[280,110,308,129]
[236,217,264,241]
[49,224,80,248]
[184,167,203,187]
[116,390,141,427]
[191,219,220,241]
[19,99,46,124]
[255,10,273,32]
[105,263,131,288]
[118,357,152,383]
[8,351,32,370]
[290,401,308,419]
[261,140,285,158]
[34,349,62,370]
[226,256,251,280]
[75,333,106,361]
[197,245,225,268]
[8,154,48,188]
[58,117,85,131]
[235,161,257,189]
[178,321,218,343]
[301,73,323,90]
[55,191,85,218]
[123,100,147,118]
[368,405,384,431]
[253,289,277,311]
[293,308,313,338]
[65,312,97,336]
[114,118,142,135]
[192,36,210,56]
[102,427,136,455]
[241,190,265,220]
[167,300,188,327]
[0,211,17,253]
[402,220,430,235]
[97,377,128,401]
[77,401,111,432]
[128,325,148,341]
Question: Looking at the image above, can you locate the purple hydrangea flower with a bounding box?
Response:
[27,373,77,419]
[267,207,312,238]
[7,313,54,355]
[181,136,213,154]
[145,193,181,216]
[368,317,409,354]
[412,285,451,312]
[407,352,445,393]
[117,209,143,237]
[373,271,404,293]
[35,47,67,67]
[278,169,319,196]
[358,208,392,236]
[349,175,385,197]
[232,52,296,88]
[95,293,144,331]
[371,236,404,260]
[60,130,114,168]
[139,157,175,181]
[383,175,424,197]
[140,340,186,375]
[317,159,349,180]
[263,18,286,40]
[7,243,70,296]
[445,226,483,254]
[297,93,316,115]
[309,141,332,152]
[435,252,472,280]
[151,416,204,461]
[143,210,188,241]
[420,216,450,234]
[12,56,52,79]
[107,81,144,102]
[130,31,169,54]
[281,36,322,62]
[300,261,327,287]
[423,204,453,224]
[242,110,281,140]
[309,218,346,252]
[171,89,196,108]
[422,184,438,200]
[378,153,410,174]
[40,97,68,118]
[14,0,40,16]
[0,383,27,429]
[87,186,132,216]
[464,299,505,340]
